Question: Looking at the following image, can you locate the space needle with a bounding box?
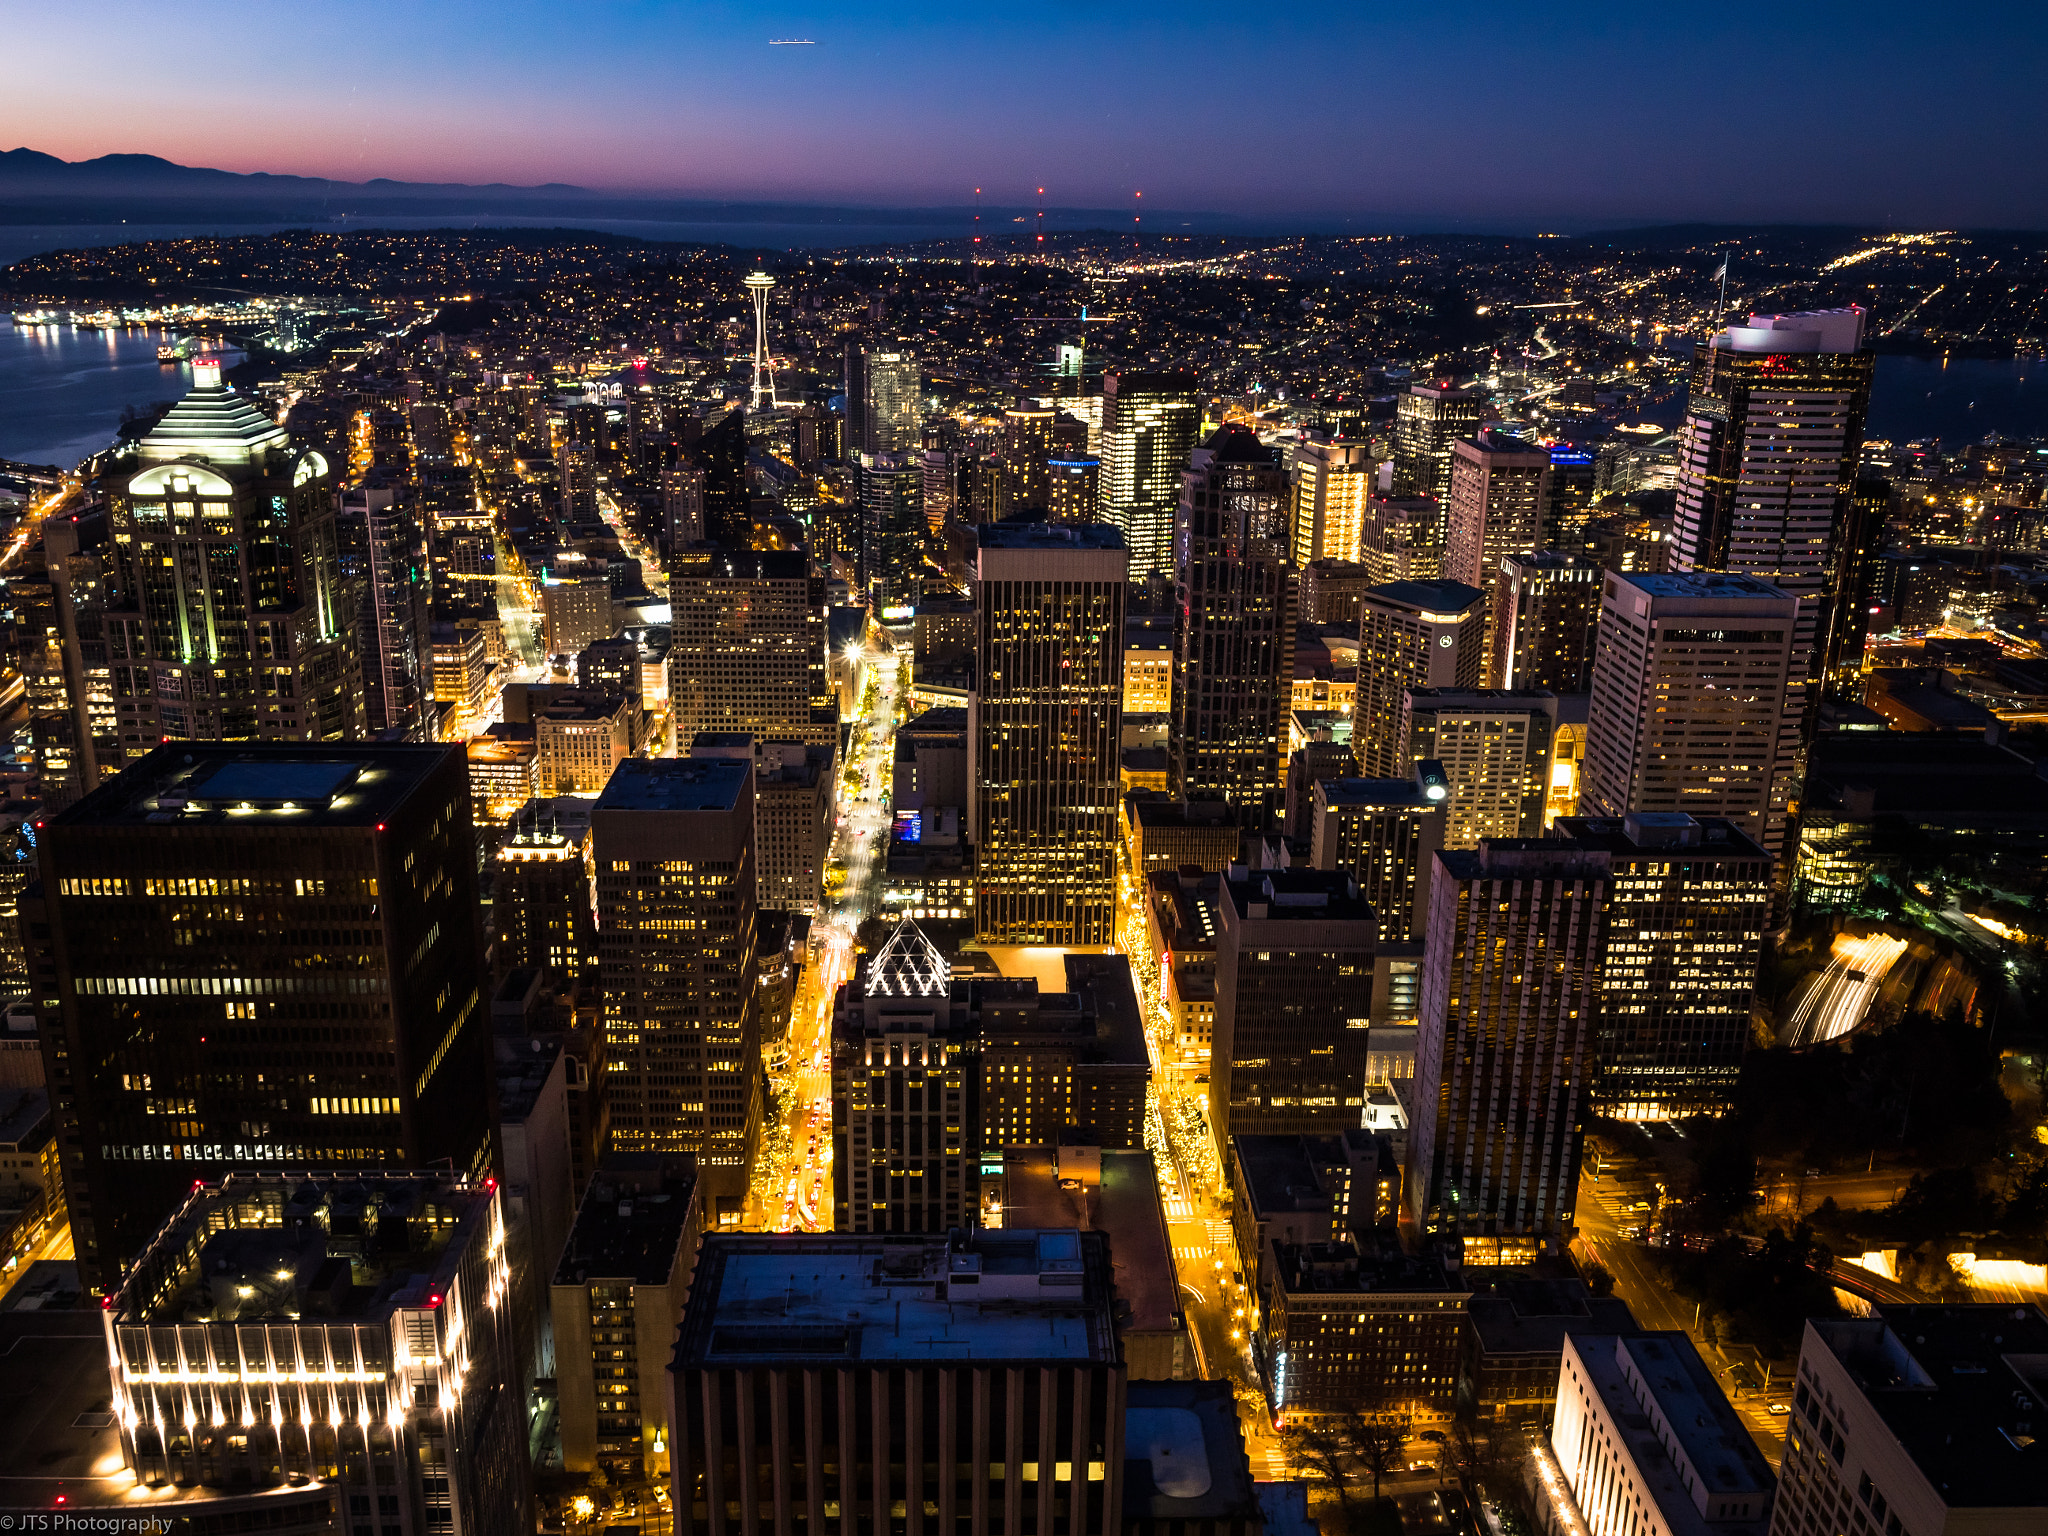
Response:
[743,270,777,410]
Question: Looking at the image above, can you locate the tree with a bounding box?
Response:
[1341,1410,1404,1499]
[1284,1424,1356,1517]
[1447,1420,1515,1493]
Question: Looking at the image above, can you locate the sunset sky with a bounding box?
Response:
[5,0,2043,227]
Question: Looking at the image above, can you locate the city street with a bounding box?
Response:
[745,645,902,1232]
[1574,1176,1789,1464]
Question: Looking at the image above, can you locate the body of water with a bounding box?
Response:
[0,320,191,468]
[1867,353,2046,447]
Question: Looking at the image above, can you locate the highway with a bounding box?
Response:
[745,645,902,1233]
[1781,932,1910,1047]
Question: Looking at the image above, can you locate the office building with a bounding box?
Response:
[533,687,633,794]
[103,358,360,758]
[433,618,492,735]
[494,796,598,987]
[920,442,957,532]
[997,1146,1189,1381]
[1359,496,1443,584]
[1444,433,1551,643]
[468,730,539,829]
[104,1171,530,1532]
[1307,763,1451,942]
[1227,1131,1402,1298]
[978,954,1150,1154]
[1259,1242,1467,1421]
[341,480,433,739]
[579,634,646,714]
[1401,688,1557,848]
[690,734,835,916]
[1146,867,1220,1069]
[1771,1306,2048,1536]
[844,347,921,456]
[1171,427,1294,830]
[1289,437,1375,566]
[551,1157,702,1484]
[857,450,925,609]
[1580,570,1799,855]
[1671,308,1875,753]
[1122,795,1242,877]
[667,547,833,751]
[594,759,760,1199]
[1549,1333,1774,1536]
[668,1230,1126,1536]
[1392,382,1483,502]
[1100,370,1201,580]
[996,405,1057,516]
[1300,559,1377,626]
[1556,813,1772,1120]
[1048,455,1100,525]
[560,438,602,521]
[1461,1277,1642,1428]
[541,571,613,657]
[1489,550,1601,692]
[32,744,493,1291]
[972,522,1127,946]
[1211,868,1377,1148]
[1353,579,1487,777]
[1123,613,1174,714]
[1408,840,1605,1243]
[662,457,707,549]
[831,918,979,1234]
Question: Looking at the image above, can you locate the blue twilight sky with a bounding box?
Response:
[4,0,2043,229]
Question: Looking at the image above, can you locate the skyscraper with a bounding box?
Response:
[593,758,760,1199]
[1489,550,1601,692]
[1359,495,1444,584]
[1392,383,1483,501]
[844,347,921,456]
[1289,436,1375,566]
[666,547,833,750]
[103,359,360,758]
[340,479,433,739]
[693,406,751,547]
[1307,761,1451,943]
[996,404,1057,516]
[31,743,494,1290]
[1444,431,1551,639]
[1171,427,1293,831]
[1352,579,1487,778]
[1211,868,1378,1148]
[973,522,1127,945]
[1409,840,1604,1244]
[1099,370,1200,580]
[1580,570,1799,855]
[1401,687,1557,848]
[495,795,599,988]
[856,451,924,609]
[1670,307,1875,751]
[1555,812,1773,1119]
[1047,455,1100,524]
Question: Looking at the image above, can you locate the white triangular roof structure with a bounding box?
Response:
[866,915,950,998]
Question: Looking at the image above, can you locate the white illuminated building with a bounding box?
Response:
[103,1171,529,1532]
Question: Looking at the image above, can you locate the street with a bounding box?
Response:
[1574,1175,1789,1465]
[744,646,903,1232]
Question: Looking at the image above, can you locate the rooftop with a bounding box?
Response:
[1813,1305,2048,1509]
[134,369,293,469]
[1364,578,1485,617]
[1611,569,1796,602]
[1466,1278,1641,1356]
[1266,1239,1459,1300]
[1123,1380,1258,1523]
[55,743,458,831]
[674,1231,1120,1366]
[1223,868,1377,926]
[595,756,750,814]
[1232,1132,1381,1221]
[554,1162,696,1288]
[976,519,1128,552]
[112,1172,494,1327]
[999,1147,1181,1336]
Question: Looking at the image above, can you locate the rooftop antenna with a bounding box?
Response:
[1712,246,1732,331]
[973,188,982,260]
[1134,190,1142,256]
[1036,187,1045,252]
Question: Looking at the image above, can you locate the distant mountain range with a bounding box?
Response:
[0,147,1242,233]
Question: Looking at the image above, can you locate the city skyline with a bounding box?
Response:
[2,1,2044,228]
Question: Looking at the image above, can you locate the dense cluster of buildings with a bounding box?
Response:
[0,236,2042,1536]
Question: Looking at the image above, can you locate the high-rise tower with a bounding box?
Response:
[844,347,921,457]
[1099,370,1200,580]
[1171,426,1294,832]
[103,359,360,759]
[743,270,777,411]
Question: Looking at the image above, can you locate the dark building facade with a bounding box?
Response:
[31,743,493,1291]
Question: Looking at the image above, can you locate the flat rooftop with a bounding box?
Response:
[1232,1133,1363,1219]
[675,1232,1119,1366]
[999,1147,1181,1335]
[113,1172,492,1326]
[976,520,1128,551]
[555,1167,696,1288]
[1815,1305,2048,1509]
[1318,775,1437,810]
[1364,578,1484,615]
[56,744,457,831]
[596,756,751,813]
[1613,570,1792,601]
